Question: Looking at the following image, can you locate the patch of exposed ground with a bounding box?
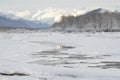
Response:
[0,72,29,76]
[89,61,120,69]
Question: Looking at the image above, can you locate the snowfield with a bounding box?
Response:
[0,32,120,80]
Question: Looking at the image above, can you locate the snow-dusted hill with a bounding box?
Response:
[51,8,120,32]
[86,8,112,14]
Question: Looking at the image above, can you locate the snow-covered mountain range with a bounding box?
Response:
[0,8,87,24]
[0,8,87,28]
[0,8,119,29]
[0,12,49,28]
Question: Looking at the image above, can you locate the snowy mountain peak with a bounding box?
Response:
[87,8,112,14]
[0,11,20,20]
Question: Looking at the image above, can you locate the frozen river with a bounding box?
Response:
[0,32,120,80]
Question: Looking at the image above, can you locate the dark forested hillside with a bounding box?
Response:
[51,8,120,32]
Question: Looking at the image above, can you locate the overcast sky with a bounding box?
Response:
[0,0,119,11]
